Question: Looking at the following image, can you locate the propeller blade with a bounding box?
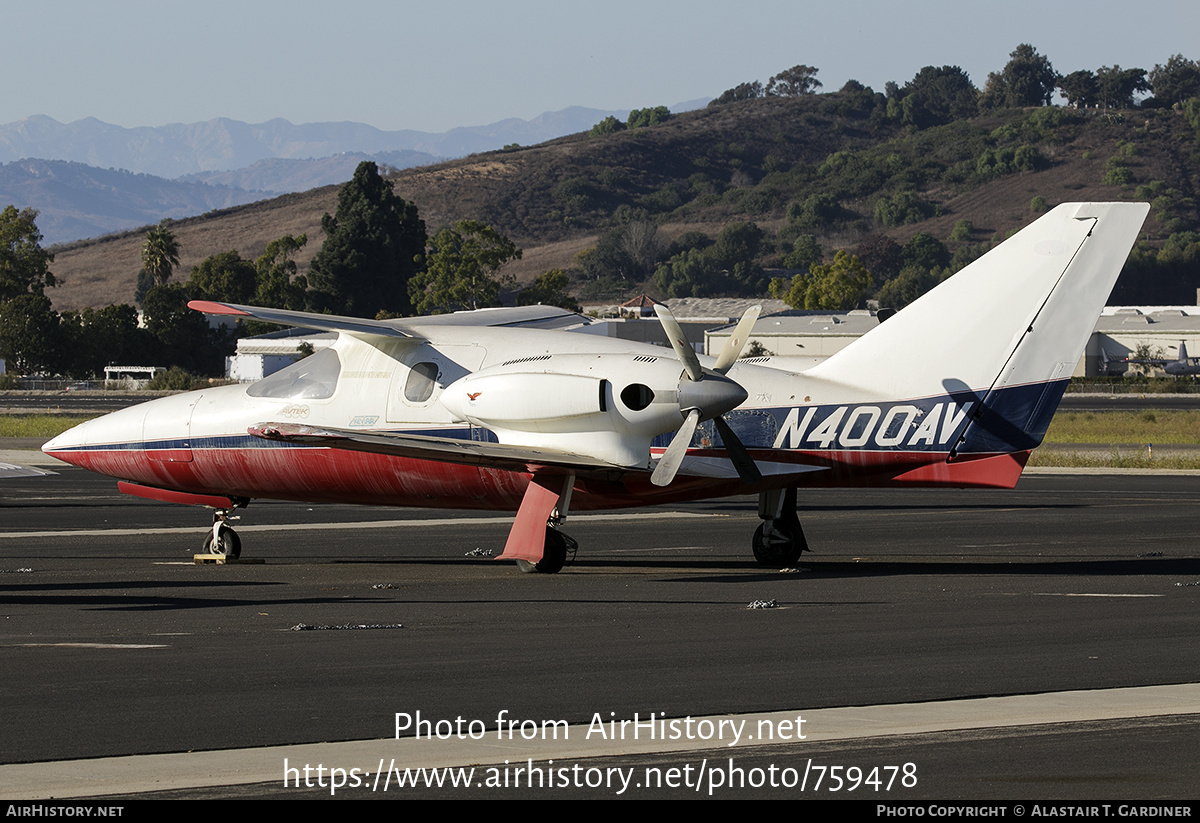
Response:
[652,303,760,486]
[651,408,700,487]
[713,416,763,484]
[654,305,702,382]
[712,305,762,374]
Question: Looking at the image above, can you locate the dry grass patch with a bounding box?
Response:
[1028,448,1200,470]
[1043,411,1200,444]
[0,415,99,438]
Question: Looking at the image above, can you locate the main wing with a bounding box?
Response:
[248,423,828,481]
[249,422,622,475]
[188,300,422,341]
[188,300,597,340]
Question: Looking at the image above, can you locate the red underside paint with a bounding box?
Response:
[53,442,1030,517]
[51,443,1036,560]
[498,475,563,563]
[890,451,1030,487]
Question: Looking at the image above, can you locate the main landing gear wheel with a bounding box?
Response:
[752,521,805,566]
[516,527,573,574]
[203,526,242,559]
[754,487,808,567]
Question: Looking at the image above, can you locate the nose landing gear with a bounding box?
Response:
[202,509,242,559]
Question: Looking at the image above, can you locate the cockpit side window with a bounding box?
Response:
[404,362,439,403]
[247,348,341,400]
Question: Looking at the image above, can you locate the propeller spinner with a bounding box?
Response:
[650,305,763,486]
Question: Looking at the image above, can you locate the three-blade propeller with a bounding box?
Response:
[650,305,763,486]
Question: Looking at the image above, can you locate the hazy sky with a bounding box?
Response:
[5,0,1197,133]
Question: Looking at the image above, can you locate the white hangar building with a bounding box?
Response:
[706,306,1200,378]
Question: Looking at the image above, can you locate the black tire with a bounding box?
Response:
[515,527,568,574]
[203,527,242,559]
[752,522,802,566]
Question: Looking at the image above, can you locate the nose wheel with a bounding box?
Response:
[202,510,242,559]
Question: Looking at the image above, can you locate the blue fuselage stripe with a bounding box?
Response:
[52,382,1063,457]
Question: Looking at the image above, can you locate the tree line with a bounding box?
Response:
[570,46,1200,311]
[709,48,1199,118]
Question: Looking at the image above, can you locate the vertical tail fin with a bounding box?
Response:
[807,203,1148,453]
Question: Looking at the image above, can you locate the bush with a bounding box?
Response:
[147,366,206,391]
[551,177,600,210]
[589,116,625,137]
[784,193,842,228]
[1103,165,1133,186]
[627,106,671,129]
[975,144,1044,180]
[874,192,934,228]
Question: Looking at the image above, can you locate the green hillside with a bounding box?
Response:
[47,73,1200,312]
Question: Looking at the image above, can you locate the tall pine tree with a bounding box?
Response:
[306,161,426,317]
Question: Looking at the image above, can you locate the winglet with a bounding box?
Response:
[187,300,253,317]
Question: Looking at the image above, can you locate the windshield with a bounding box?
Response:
[247,348,341,400]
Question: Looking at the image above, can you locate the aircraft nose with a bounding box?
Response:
[41,403,146,470]
[42,419,92,467]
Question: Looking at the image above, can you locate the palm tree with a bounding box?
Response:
[142,224,181,287]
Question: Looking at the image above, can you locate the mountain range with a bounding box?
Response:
[0,105,715,245]
[46,91,1200,313]
[0,109,655,177]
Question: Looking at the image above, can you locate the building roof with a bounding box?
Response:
[619,294,662,309]
[710,308,883,337]
[1094,308,1200,334]
[664,297,789,321]
[235,330,336,356]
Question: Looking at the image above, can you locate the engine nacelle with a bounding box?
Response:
[440,353,694,467]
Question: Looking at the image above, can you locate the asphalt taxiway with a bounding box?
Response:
[1,459,1198,799]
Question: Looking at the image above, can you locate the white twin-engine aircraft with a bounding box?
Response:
[44,202,1148,572]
